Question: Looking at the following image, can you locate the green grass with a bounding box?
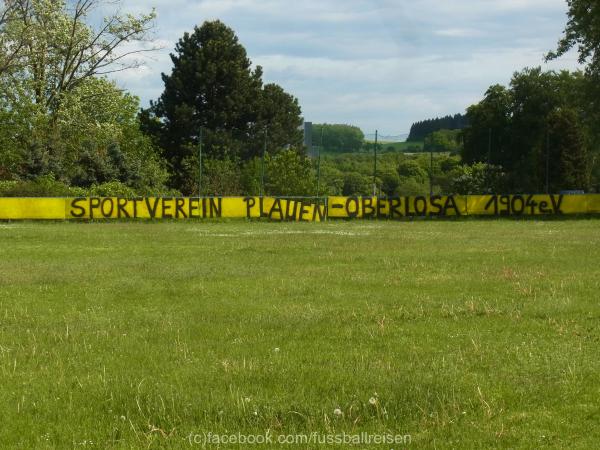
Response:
[1,220,599,449]
[363,141,424,153]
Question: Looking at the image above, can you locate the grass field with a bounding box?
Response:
[1,220,599,449]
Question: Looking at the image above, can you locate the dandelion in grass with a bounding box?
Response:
[274,347,280,353]
[333,408,343,417]
[369,397,378,405]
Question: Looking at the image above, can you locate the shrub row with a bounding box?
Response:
[0,176,181,198]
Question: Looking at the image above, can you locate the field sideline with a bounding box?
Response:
[1,220,599,449]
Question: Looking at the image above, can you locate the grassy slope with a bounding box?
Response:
[362,141,424,152]
[1,220,599,449]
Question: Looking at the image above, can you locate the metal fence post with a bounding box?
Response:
[373,130,378,196]
[198,127,203,197]
[260,127,267,197]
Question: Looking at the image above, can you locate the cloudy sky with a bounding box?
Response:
[110,0,580,137]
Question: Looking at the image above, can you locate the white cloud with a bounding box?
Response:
[107,0,580,134]
[435,28,483,38]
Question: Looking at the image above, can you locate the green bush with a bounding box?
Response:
[88,181,138,198]
[240,158,262,196]
[451,163,507,194]
[0,180,18,194]
[397,159,428,184]
[342,172,371,196]
[319,165,344,196]
[0,176,184,198]
[0,175,87,197]
[136,187,183,198]
[395,177,429,196]
[202,158,243,196]
[265,149,316,196]
[380,170,400,196]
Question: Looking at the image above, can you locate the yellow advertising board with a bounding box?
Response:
[0,195,599,221]
[0,198,66,220]
[327,196,466,218]
[466,194,598,216]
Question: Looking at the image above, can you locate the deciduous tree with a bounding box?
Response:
[0,0,164,190]
[462,68,591,192]
[547,108,589,191]
[312,124,364,153]
[548,0,600,74]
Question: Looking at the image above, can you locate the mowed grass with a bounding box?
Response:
[1,219,599,449]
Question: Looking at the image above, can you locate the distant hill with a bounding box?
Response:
[364,133,408,142]
[407,114,468,142]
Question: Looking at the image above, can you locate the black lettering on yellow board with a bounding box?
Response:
[244,197,256,218]
[117,198,130,218]
[133,198,143,217]
[210,198,222,218]
[430,196,443,216]
[61,194,590,221]
[299,202,312,222]
[346,197,360,219]
[336,196,462,219]
[376,198,386,218]
[286,201,299,221]
[313,203,327,222]
[161,197,173,218]
[101,198,114,217]
[550,195,563,214]
[485,195,564,216]
[70,198,86,218]
[189,198,200,218]
[329,201,345,214]
[146,198,160,218]
[390,198,402,219]
[512,195,525,215]
[362,198,375,218]
[245,197,276,219]
[259,197,268,218]
[175,198,187,218]
[444,196,460,216]
[525,195,537,214]
[89,197,101,219]
[240,198,322,222]
[269,198,283,220]
[414,196,427,215]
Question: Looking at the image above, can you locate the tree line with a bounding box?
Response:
[310,124,364,153]
[1,0,600,197]
[462,69,592,193]
[0,1,306,197]
[407,114,468,142]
